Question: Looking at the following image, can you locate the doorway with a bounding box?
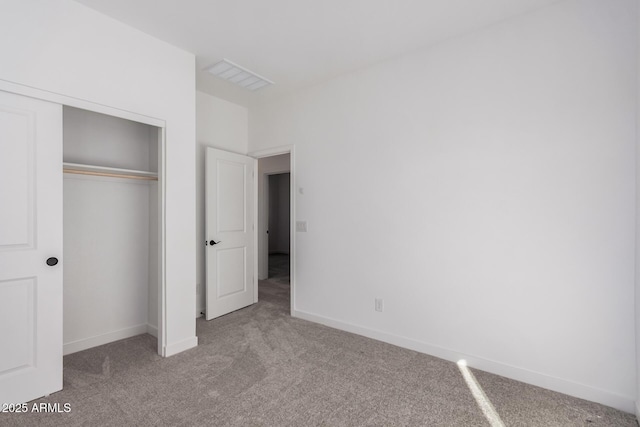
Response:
[62,106,163,355]
[267,172,290,280]
[255,150,293,313]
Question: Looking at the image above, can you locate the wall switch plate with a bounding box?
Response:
[375,298,383,312]
[296,221,307,232]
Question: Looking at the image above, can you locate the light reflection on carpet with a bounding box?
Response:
[458,360,506,427]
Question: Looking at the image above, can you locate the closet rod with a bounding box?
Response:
[63,169,158,181]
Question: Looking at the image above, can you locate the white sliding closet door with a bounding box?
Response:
[0,91,63,404]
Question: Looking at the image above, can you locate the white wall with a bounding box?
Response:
[63,106,157,171]
[257,154,291,279]
[196,91,248,315]
[63,176,151,353]
[250,0,637,412]
[0,0,197,356]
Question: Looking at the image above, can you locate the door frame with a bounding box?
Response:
[250,145,296,314]
[0,80,168,356]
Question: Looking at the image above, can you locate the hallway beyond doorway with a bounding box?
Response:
[267,253,290,284]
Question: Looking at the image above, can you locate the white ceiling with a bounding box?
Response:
[74,0,562,105]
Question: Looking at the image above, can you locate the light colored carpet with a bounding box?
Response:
[1,261,635,426]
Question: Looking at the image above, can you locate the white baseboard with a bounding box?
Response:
[292,309,635,414]
[163,336,198,357]
[63,324,148,355]
[146,324,158,338]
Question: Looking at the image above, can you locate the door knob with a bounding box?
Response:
[209,240,220,246]
[46,257,59,266]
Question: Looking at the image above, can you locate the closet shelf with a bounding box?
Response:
[63,162,158,181]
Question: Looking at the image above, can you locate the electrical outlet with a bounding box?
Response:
[375,298,383,312]
[296,221,308,232]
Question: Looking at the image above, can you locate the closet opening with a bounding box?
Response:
[62,106,164,356]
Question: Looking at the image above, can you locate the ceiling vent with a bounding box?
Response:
[204,59,274,91]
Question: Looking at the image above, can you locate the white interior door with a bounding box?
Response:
[205,147,256,320]
[0,91,63,404]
